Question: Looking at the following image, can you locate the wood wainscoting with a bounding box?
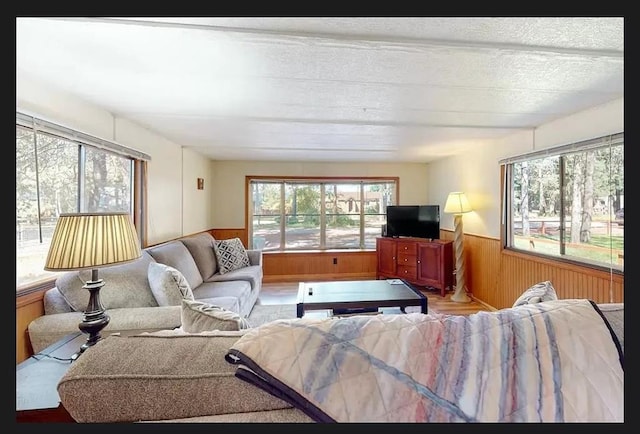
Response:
[262,250,377,283]
[209,229,379,283]
[439,230,624,310]
[209,228,248,247]
[16,290,46,364]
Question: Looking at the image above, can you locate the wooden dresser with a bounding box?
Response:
[376,237,454,297]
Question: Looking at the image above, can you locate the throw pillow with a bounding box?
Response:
[213,238,250,274]
[512,281,558,307]
[181,299,251,333]
[148,262,195,306]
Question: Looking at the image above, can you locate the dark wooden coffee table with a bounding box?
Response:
[296,279,427,318]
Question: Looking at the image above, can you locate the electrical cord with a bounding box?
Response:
[30,353,73,363]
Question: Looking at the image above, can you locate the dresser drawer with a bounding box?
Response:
[396,241,417,255]
[396,265,417,280]
[397,252,417,265]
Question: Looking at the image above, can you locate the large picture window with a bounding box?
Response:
[16,113,149,293]
[249,178,397,251]
[502,132,623,272]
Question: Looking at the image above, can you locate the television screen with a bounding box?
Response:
[386,205,440,239]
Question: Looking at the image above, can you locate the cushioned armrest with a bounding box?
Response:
[28,306,182,353]
[246,249,262,266]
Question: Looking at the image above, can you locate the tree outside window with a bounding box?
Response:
[506,134,623,271]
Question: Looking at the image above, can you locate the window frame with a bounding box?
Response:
[500,132,624,274]
[16,112,150,295]
[246,176,399,251]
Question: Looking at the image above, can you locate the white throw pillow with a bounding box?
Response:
[512,281,558,307]
[213,238,250,274]
[148,262,195,306]
[181,299,251,333]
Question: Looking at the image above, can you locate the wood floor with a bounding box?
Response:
[259,281,495,315]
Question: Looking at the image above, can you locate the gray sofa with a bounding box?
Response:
[28,232,263,353]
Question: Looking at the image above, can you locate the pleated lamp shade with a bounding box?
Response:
[44,212,141,271]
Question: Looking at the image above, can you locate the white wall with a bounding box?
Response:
[16,72,213,245]
[428,97,624,239]
[210,161,430,228]
[113,117,183,243]
[182,148,215,235]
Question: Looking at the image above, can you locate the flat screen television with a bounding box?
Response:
[385,205,440,239]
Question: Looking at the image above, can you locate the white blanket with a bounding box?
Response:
[226,299,623,422]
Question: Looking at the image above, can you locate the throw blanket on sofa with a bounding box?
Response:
[225,299,623,423]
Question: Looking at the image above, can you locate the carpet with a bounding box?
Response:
[246,303,425,328]
[247,303,297,327]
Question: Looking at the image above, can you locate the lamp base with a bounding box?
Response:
[451,286,472,303]
[73,274,110,360]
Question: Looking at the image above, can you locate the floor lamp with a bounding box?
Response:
[444,192,472,303]
[44,212,141,360]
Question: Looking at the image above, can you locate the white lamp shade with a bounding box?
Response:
[444,192,472,214]
[44,212,141,271]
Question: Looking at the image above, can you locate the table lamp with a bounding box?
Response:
[44,212,141,359]
[444,192,472,303]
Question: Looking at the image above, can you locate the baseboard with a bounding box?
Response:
[469,294,498,311]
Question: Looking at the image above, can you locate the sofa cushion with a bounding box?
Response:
[192,281,254,318]
[57,334,293,422]
[513,280,558,307]
[213,238,250,274]
[27,306,182,354]
[54,250,159,312]
[181,299,251,333]
[205,265,263,290]
[192,280,251,301]
[180,232,218,279]
[148,262,195,306]
[43,287,75,315]
[145,241,204,290]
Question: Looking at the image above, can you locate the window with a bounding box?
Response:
[502,133,623,272]
[16,113,150,293]
[249,178,397,251]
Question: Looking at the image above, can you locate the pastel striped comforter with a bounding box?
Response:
[226,299,623,422]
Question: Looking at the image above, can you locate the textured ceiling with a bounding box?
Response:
[16,17,624,163]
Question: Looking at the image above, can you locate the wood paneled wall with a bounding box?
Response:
[440,230,624,309]
[209,228,248,247]
[16,290,45,364]
[262,250,377,283]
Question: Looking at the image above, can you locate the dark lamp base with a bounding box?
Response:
[73,273,110,360]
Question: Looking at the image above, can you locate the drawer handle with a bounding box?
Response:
[404,270,408,274]
[404,258,408,262]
